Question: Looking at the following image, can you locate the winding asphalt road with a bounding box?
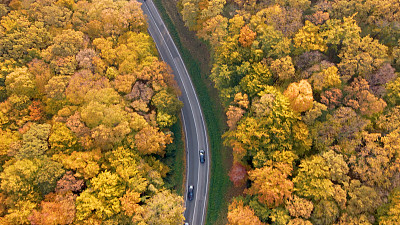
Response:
[139,1,210,224]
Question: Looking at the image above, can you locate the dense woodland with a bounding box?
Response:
[0,0,186,224]
[179,0,400,224]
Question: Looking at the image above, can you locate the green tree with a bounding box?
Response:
[0,4,8,18]
[321,150,349,184]
[336,213,372,225]
[198,0,226,23]
[91,122,131,150]
[156,111,178,128]
[84,87,120,104]
[49,55,78,75]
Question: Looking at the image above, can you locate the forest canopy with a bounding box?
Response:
[179,0,400,224]
[0,0,185,224]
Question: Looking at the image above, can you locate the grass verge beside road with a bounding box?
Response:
[151,0,232,224]
[163,117,184,195]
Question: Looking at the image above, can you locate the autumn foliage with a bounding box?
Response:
[228,162,247,187]
[227,199,265,225]
[246,162,294,208]
[0,1,184,224]
[180,0,400,223]
[284,80,314,112]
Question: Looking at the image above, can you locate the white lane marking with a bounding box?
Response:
[147,1,211,224]
[142,1,203,224]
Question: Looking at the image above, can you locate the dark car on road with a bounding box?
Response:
[188,185,194,201]
[199,149,205,163]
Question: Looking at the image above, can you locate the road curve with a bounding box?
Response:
[139,1,210,225]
